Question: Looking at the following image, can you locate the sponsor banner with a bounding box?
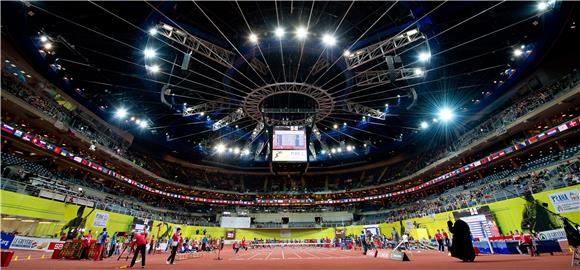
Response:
[9,236,60,250]
[548,189,580,213]
[538,229,566,240]
[1,232,15,249]
[92,212,109,228]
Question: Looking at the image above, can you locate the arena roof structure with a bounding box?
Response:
[1,1,576,171]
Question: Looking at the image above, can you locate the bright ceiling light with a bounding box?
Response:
[513,48,523,57]
[331,148,336,154]
[537,2,548,11]
[321,150,326,155]
[139,121,148,129]
[147,64,160,73]
[343,50,352,57]
[149,28,158,36]
[438,107,454,122]
[115,108,128,119]
[234,147,240,154]
[418,52,431,62]
[414,68,424,76]
[274,27,285,38]
[43,42,53,50]
[143,48,156,59]
[40,36,48,42]
[248,33,259,44]
[333,124,338,129]
[295,26,308,40]
[242,149,250,156]
[215,143,226,153]
[321,33,336,46]
[420,121,429,129]
[346,145,353,151]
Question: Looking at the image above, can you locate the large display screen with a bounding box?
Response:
[272,126,307,162]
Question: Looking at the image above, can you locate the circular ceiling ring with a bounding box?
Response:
[243,82,335,126]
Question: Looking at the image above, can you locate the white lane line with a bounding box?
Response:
[281,247,285,259]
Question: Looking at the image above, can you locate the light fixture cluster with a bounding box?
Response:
[418,107,455,130]
[245,26,338,47]
[114,108,150,129]
[214,143,251,156]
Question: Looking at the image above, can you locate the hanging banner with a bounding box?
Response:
[92,212,109,228]
[548,189,580,213]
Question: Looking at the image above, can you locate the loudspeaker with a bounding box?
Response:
[389,251,410,261]
[181,52,191,70]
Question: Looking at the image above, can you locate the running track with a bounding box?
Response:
[5,247,573,270]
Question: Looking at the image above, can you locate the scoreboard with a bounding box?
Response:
[272,126,307,162]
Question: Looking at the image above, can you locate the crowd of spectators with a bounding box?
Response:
[361,153,579,224]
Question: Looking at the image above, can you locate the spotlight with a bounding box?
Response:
[337,148,343,153]
[343,122,347,126]
[343,50,352,57]
[43,42,53,50]
[346,145,353,151]
[438,107,454,122]
[146,64,160,73]
[234,147,240,154]
[149,28,158,36]
[242,149,250,156]
[385,103,389,107]
[115,108,128,119]
[321,33,336,46]
[274,27,285,38]
[420,121,429,129]
[139,121,148,129]
[331,148,337,154]
[215,143,226,153]
[414,68,424,76]
[333,124,338,129]
[248,33,259,44]
[200,112,205,116]
[321,150,326,155]
[295,26,308,40]
[40,36,48,42]
[144,48,156,59]
[513,48,523,57]
[418,52,431,62]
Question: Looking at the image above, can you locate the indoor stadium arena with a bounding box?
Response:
[0,1,579,269]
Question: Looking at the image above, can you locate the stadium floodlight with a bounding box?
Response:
[322,33,336,46]
[248,33,259,44]
[40,36,48,42]
[343,50,352,57]
[321,150,326,155]
[274,27,285,38]
[149,28,158,36]
[331,148,337,154]
[333,124,338,129]
[242,148,250,156]
[438,107,454,122]
[414,68,424,76]
[200,112,205,116]
[139,121,148,129]
[418,52,431,62]
[234,147,240,154]
[343,122,347,126]
[115,108,128,119]
[295,26,308,40]
[143,48,156,59]
[337,148,343,153]
[146,64,160,73]
[43,42,53,50]
[420,121,429,129]
[346,145,353,151]
[215,143,226,153]
[513,48,523,57]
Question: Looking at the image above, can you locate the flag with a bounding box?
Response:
[546,128,558,137]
